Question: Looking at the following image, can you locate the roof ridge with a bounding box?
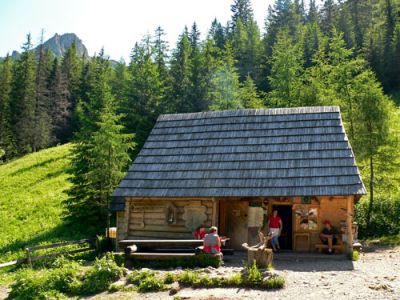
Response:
[158,106,340,121]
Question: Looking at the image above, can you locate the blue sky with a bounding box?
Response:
[0,0,275,61]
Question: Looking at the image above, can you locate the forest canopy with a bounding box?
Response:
[0,0,399,237]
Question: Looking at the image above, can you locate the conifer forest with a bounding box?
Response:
[0,0,399,237]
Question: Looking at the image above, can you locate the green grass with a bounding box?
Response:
[0,144,92,265]
[365,234,400,247]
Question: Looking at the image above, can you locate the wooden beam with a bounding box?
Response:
[346,196,354,253]
[119,239,203,248]
[123,198,130,239]
[128,252,196,260]
[212,197,218,226]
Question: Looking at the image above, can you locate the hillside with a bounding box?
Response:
[0,144,90,263]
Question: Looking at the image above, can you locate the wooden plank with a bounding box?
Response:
[120,239,203,247]
[129,224,190,233]
[30,247,93,262]
[26,239,92,252]
[0,259,25,268]
[128,252,196,260]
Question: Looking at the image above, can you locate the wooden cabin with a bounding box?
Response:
[111,106,366,253]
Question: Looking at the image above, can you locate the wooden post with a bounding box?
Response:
[212,197,218,226]
[346,196,354,253]
[25,248,32,266]
[123,198,130,239]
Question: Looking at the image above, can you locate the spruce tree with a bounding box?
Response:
[33,35,53,151]
[10,34,37,155]
[65,50,132,227]
[238,75,264,108]
[48,57,70,143]
[169,28,193,112]
[0,55,16,159]
[268,29,304,107]
[61,42,82,137]
[351,70,390,233]
[208,44,242,110]
[123,38,164,155]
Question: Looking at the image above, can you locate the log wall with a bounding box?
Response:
[117,197,215,240]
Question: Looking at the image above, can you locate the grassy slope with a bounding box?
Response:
[0,144,89,263]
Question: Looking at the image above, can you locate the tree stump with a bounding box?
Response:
[242,231,273,268]
[246,248,273,268]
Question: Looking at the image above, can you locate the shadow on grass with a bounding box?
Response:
[10,156,68,177]
[0,220,100,263]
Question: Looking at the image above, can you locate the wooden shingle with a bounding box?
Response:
[112,106,366,203]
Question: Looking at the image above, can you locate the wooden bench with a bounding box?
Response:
[315,243,344,253]
[120,239,233,261]
[127,252,196,260]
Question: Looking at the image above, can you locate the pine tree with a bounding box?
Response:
[0,55,16,159]
[33,33,53,151]
[351,70,390,232]
[230,0,262,82]
[209,19,226,50]
[321,0,338,35]
[84,103,133,229]
[48,57,70,143]
[169,28,193,112]
[123,38,164,154]
[268,29,304,107]
[238,75,264,108]
[307,0,319,24]
[65,50,130,227]
[61,42,82,137]
[10,34,37,155]
[208,44,242,110]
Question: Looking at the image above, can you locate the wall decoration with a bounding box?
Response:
[182,205,207,232]
[295,206,319,231]
[247,207,264,227]
[165,203,178,225]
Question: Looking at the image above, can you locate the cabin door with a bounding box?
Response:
[272,204,293,250]
[222,200,249,250]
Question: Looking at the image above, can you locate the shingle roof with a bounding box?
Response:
[112,106,366,201]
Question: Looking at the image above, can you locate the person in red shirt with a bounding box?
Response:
[269,210,282,251]
[194,225,207,240]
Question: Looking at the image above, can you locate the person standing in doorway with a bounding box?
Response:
[269,210,282,251]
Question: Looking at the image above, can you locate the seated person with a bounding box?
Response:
[194,225,207,240]
[203,226,221,254]
[320,220,339,254]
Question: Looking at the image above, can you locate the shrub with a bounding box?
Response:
[127,269,155,285]
[79,253,125,294]
[224,273,243,286]
[130,253,222,269]
[243,262,262,286]
[177,271,200,286]
[8,269,51,300]
[137,276,165,292]
[348,250,360,261]
[163,272,176,284]
[356,196,400,238]
[261,275,285,289]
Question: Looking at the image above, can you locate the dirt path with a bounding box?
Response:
[2,246,399,299]
[90,246,400,300]
[175,246,400,300]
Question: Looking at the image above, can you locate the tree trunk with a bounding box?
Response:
[366,156,374,234]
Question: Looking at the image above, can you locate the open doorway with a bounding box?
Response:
[272,205,293,250]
